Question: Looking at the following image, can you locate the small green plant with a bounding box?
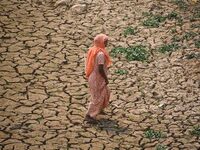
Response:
[156,144,167,150]
[110,47,126,57]
[171,28,177,34]
[177,17,183,26]
[144,129,166,139]
[83,48,87,52]
[167,11,183,26]
[124,26,137,37]
[185,53,200,59]
[172,0,188,10]
[195,40,200,48]
[191,24,200,28]
[182,31,197,41]
[186,53,196,59]
[115,69,128,75]
[143,15,166,28]
[125,45,149,61]
[142,11,184,28]
[190,125,200,137]
[193,7,200,18]
[172,35,181,42]
[142,12,152,17]
[158,43,179,53]
[167,11,179,20]
[111,45,149,62]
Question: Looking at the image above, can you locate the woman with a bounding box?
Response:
[85,34,111,123]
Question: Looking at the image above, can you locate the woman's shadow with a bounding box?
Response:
[94,118,130,134]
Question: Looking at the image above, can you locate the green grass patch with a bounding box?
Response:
[144,128,166,139]
[193,7,200,19]
[185,52,200,59]
[191,24,200,28]
[195,40,200,48]
[172,31,197,43]
[143,14,166,28]
[142,12,152,17]
[172,0,188,10]
[171,28,177,34]
[142,11,183,28]
[190,125,200,137]
[83,48,87,52]
[177,17,183,26]
[167,11,183,26]
[158,43,179,53]
[167,11,179,20]
[125,45,149,61]
[172,35,182,42]
[182,31,198,41]
[156,144,167,150]
[115,69,128,75]
[111,45,149,62]
[124,26,137,37]
[110,47,126,57]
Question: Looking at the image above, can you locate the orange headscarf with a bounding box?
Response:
[85,34,111,78]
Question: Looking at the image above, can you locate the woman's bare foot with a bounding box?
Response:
[84,115,98,124]
[100,110,106,115]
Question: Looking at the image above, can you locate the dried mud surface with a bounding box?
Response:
[0,0,200,149]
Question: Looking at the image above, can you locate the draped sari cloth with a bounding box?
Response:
[85,34,111,118]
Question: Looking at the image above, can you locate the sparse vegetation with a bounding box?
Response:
[177,17,184,26]
[186,52,200,59]
[111,45,149,62]
[144,128,166,139]
[195,40,200,48]
[182,31,197,41]
[156,144,167,150]
[172,35,182,42]
[172,0,188,10]
[110,47,126,57]
[124,26,137,37]
[142,12,152,17]
[190,125,200,137]
[1,0,200,149]
[191,24,200,28]
[167,11,184,26]
[172,31,197,44]
[115,69,128,75]
[167,11,179,20]
[193,7,200,19]
[171,28,177,34]
[158,43,179,53]
[125,45,149,61]
[142,11,183,28]
[143,14,166,28]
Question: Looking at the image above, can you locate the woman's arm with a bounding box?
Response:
[99,65,109,84]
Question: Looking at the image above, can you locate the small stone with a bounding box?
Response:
[70,4,87,14]
[54,0,71,7]
[75,0,92,4]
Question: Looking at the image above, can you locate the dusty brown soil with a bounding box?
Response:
[0,0,200,149]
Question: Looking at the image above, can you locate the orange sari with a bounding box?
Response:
[85,34,111,78]
[85,34,111,118]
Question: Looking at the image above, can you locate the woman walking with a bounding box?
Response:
[85,34,111,123]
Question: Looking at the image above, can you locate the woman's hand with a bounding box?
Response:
[105,79,109,85]
[99,64,109,84]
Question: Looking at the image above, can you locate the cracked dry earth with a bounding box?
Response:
[0,0,200,150]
